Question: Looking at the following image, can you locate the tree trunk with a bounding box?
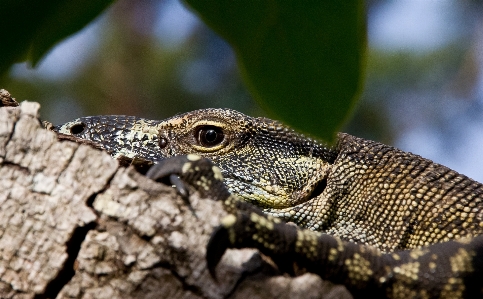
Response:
[0,100,351,299]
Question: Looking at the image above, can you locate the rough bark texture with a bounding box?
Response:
[0,101,352,299]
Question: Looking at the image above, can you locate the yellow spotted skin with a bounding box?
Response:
[326,134,483,252]
[209,211,483,299]
[55,109,483,298]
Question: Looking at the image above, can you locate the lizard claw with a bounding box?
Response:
[146,156,197,215]
[168,173,197,217]
[167,174,190,200]
[146,155,191,183]
[206,224,231,280]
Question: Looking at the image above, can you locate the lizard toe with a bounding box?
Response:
[206,224,231,280]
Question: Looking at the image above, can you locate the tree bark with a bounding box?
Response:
[0,101,352,299]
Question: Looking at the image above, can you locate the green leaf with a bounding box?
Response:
[0,0,113,75]
[184,0,366,142]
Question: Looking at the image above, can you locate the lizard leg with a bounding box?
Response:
[207,211,483,299]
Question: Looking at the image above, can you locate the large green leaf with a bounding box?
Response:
[184,0,366,141]
[0,0,113,75]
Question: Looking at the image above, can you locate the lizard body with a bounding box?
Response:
[147,155,483,299]
[54,109,483,251]
[53,109,483,298]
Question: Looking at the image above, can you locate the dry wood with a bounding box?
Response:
[0,100,351,299]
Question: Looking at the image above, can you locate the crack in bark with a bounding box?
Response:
[36,222,98,299]
[36,164,120,298]
[1,110,19,160]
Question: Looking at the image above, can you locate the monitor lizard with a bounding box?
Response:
[53,108,483,298]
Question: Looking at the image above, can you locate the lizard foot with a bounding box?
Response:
[206,211,300,280]
[146,154,232,201]
[146,155,233,217]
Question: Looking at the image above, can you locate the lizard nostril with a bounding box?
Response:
[159,137,168,148]
[70,123,86,135]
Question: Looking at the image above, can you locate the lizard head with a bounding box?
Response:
[156,108,337,212]
[53,109,338,220]
[52,115,165,162]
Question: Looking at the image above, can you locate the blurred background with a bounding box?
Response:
[2,0,483,181]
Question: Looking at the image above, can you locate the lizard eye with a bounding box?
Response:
[70,122,86,135]
[196,126,224,147]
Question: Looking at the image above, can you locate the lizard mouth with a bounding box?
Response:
[309,178,327,199]
[222,174,327,210]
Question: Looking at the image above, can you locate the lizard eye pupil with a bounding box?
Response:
[197,126,224,147]
[70,123,86,135]
[205,129,217,142]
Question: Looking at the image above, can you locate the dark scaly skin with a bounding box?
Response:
[147,155,483,299]
[53,109,483,251]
